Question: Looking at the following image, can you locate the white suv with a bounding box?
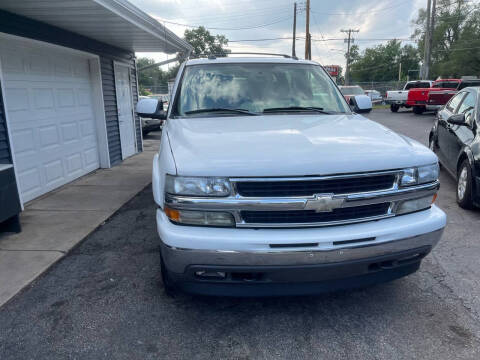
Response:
[137,55,446,296]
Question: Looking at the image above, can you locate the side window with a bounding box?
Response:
[457,92,476,125]
[446,92,466,113]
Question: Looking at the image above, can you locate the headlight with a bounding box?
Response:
[165,175,231,197]
[164,206,235,227]
[417,163,439,184]
[396,194,436,215]
[400,163,439,186]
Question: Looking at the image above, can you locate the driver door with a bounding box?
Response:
[450,91,477,168]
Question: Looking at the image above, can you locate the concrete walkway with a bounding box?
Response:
[0,136,160,307]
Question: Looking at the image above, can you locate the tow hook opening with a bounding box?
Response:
[194,270,265,282]
[231,272,264,282]
[368,251,426,272]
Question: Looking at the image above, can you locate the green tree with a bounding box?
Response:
[184,26,230,57]
[349,40,420,82]
[412,0,480,77]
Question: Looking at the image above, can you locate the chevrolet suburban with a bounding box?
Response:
[136,55,447,296]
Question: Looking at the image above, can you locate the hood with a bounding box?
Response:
[166,114,437,177]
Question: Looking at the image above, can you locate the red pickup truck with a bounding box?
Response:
[427,79,480,108]
[406,79,460,114]
[407,78,480,114]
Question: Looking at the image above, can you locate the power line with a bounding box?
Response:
[229,37,304,43]
[157,15,293,30]
[310,37,416,42]
[227,37,416,43]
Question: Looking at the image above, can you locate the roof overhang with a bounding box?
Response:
[0,0,193,54]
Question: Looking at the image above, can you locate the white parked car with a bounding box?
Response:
[386,80,434,112]
[137,55,446,296]
[339,85,372,113]
[365,89,383,103]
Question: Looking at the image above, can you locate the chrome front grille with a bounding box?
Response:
[236,174,396,197]
[165,170,440,228]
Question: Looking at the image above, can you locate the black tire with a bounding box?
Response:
[160,252,176,296]
[456,160,474,209]
[413,106,425,115]
[390,104,399,112]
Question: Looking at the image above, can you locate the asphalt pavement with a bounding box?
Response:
[1,111,480,359]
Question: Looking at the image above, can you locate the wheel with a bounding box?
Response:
[160,252,176,296]
[456,160,474,209]
[390,104,399,112]
[413,106,425,115]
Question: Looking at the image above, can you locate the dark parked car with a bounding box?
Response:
[429,87,480,208]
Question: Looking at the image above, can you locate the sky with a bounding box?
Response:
[129,0,426,69]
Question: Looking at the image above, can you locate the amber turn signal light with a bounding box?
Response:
[164,206,180,221]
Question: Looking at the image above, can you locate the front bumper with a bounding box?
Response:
[157,206,446,295]
[161,228,443,272]
[165,245,434,296]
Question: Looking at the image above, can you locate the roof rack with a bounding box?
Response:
[189,52,299,60]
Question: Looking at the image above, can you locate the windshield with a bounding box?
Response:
[405,82,431,90]
[433,81,459,89]
[340,86,365,95]
[173,63,349,116]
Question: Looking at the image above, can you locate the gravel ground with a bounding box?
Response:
[1,110,480,360]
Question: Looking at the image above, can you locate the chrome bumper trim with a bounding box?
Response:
[161,229,444,273]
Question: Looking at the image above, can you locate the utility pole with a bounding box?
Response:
[304,0,311,60]
[292,2,297,57]
[422,0,432,79]
[398,62,402,81]
[427,0,436,79]
[341,29,359,85]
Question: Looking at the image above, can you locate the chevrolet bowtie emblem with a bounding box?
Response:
[304,194,345,212]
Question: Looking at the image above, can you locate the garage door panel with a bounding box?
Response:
[44,159,64,186]
[32,88,55,109]
[11,128,36,155]
[3,88,30,112]
[1,38,100,202]
[28,55,52,76]
[38,125,60,149]
[17,167,42,197]
[56,88,76,108]
[65,153,84,176]
[61,122,80,143]
[84,148,99,167]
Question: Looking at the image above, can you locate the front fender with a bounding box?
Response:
[457,146,476,178]
[152,129,177,208]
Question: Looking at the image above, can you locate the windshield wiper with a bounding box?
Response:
[262,106,334,114]
[184,108,258,116]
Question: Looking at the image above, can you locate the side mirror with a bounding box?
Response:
[136,98,167,120]
[351,95,372,113]
[447,113,466,126]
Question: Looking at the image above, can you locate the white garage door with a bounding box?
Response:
[0,38,100,202]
